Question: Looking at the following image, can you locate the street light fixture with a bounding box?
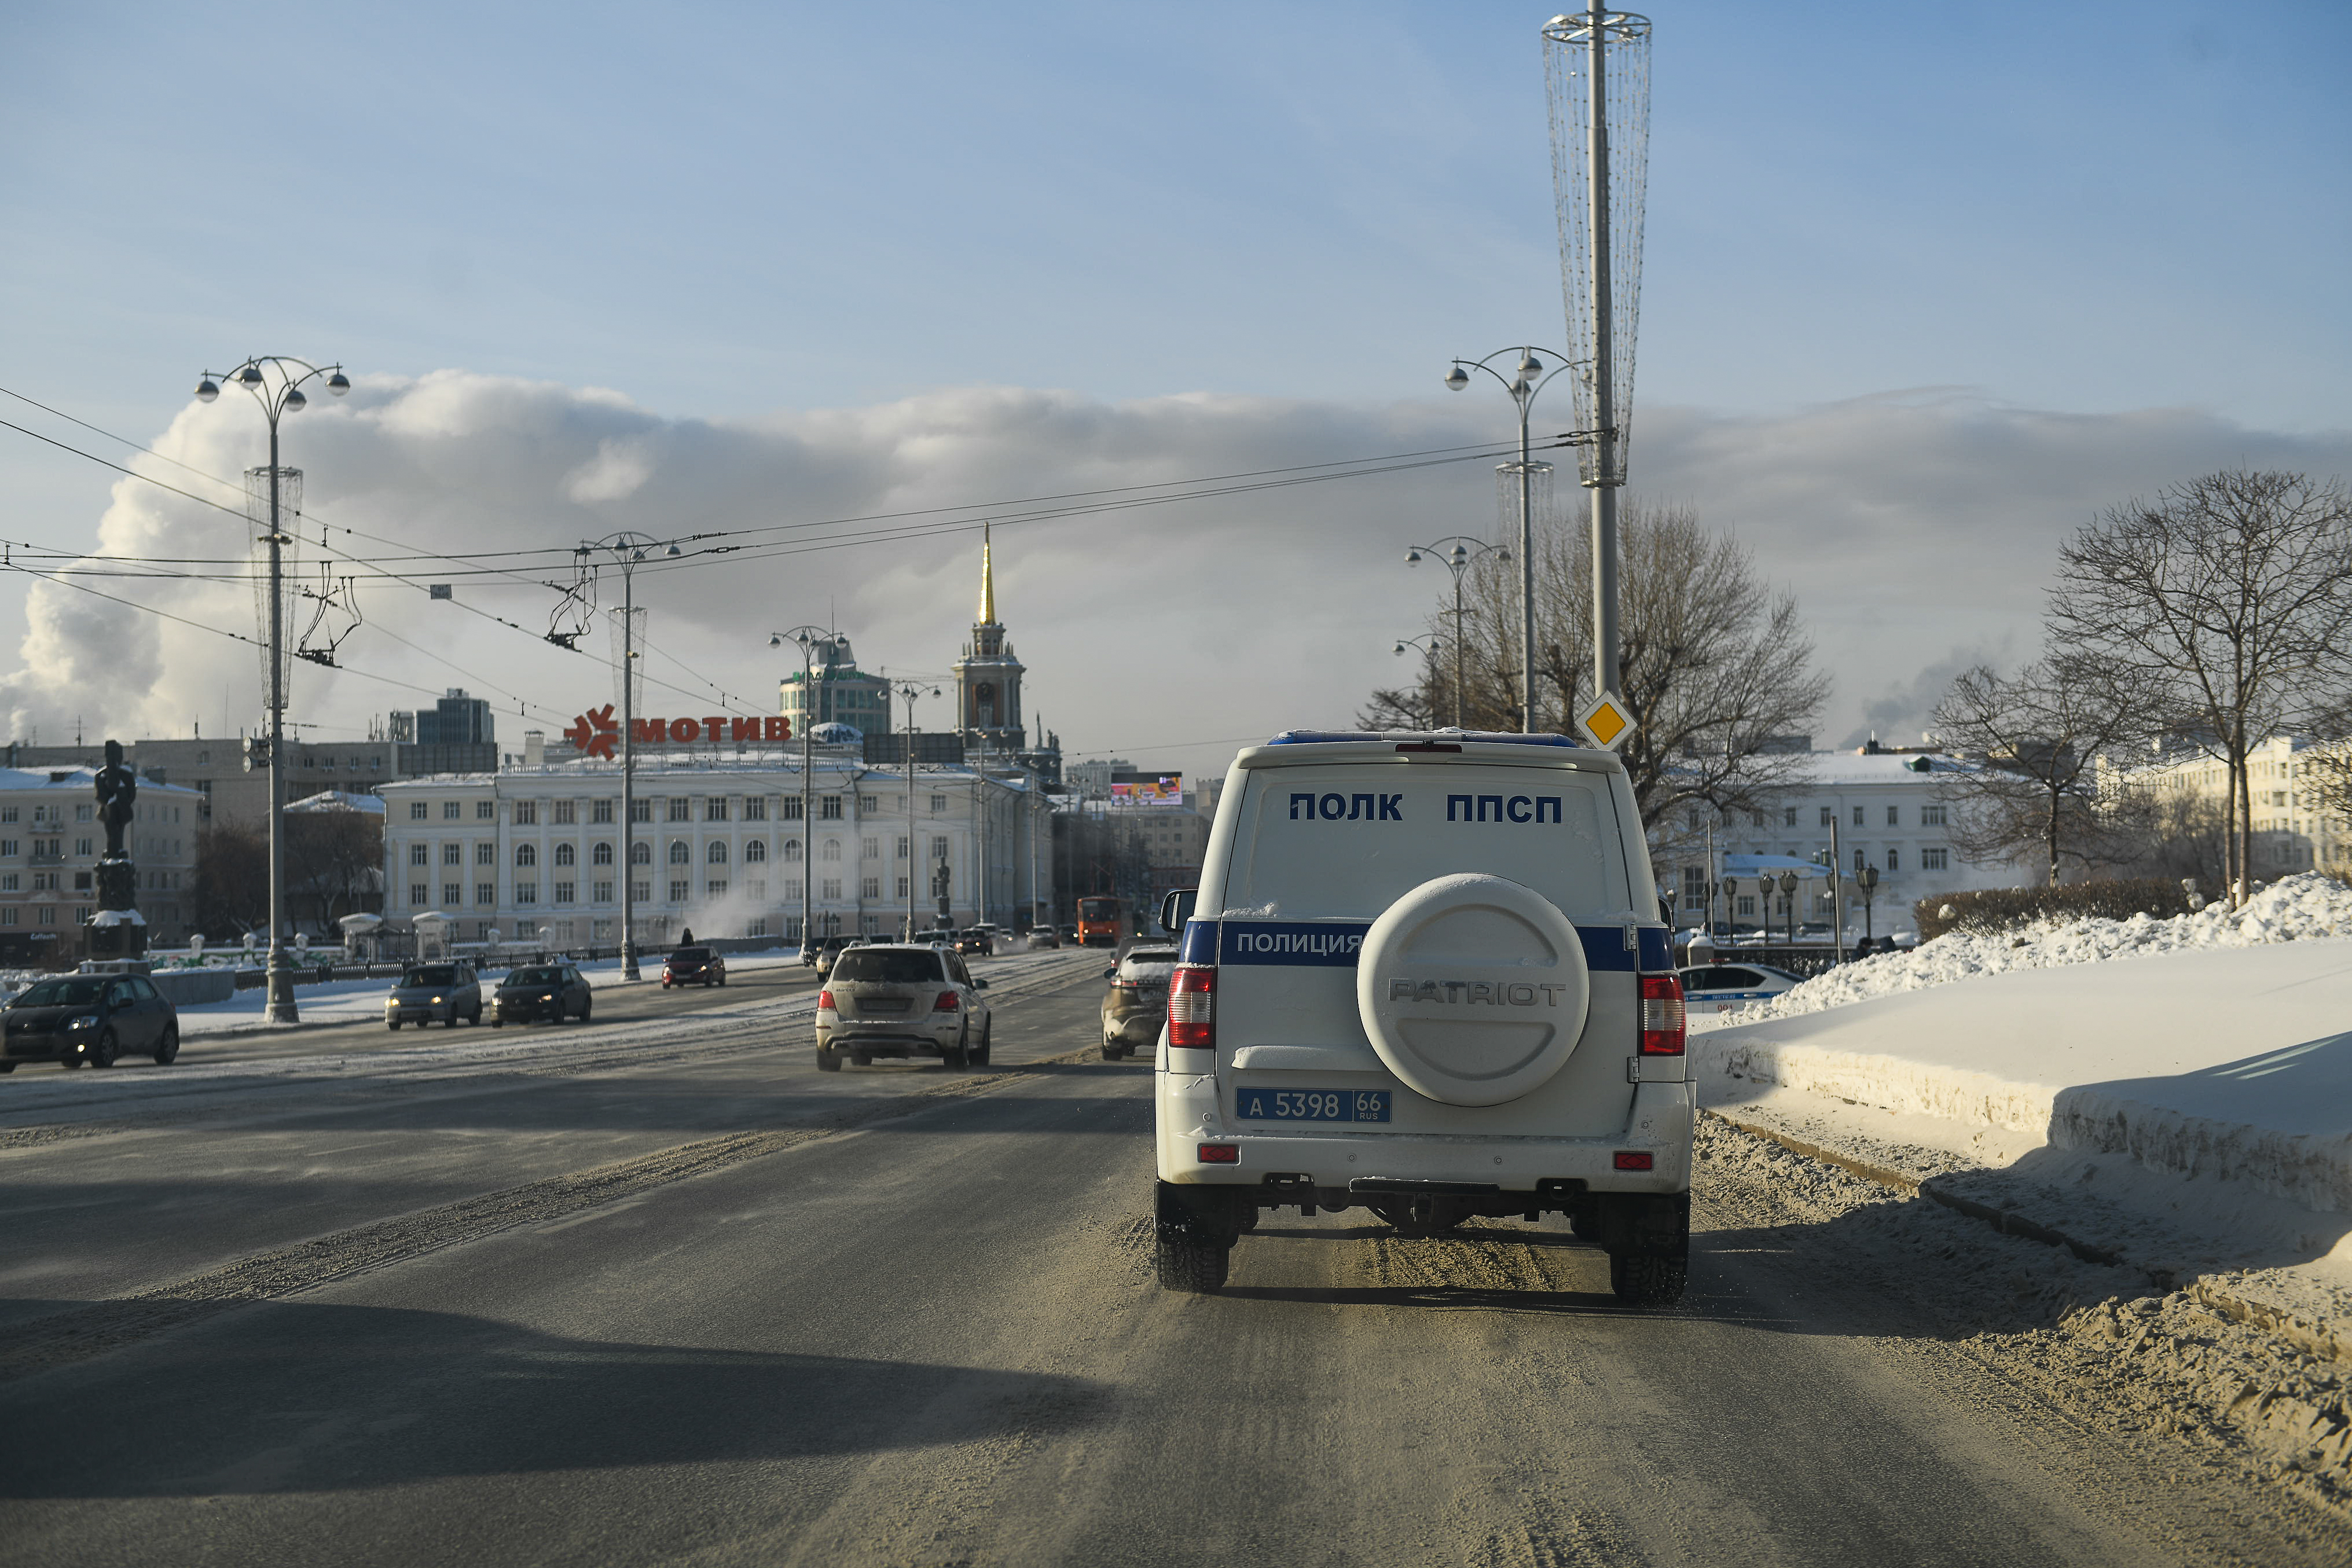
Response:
[192,354,348,1023]
[891,677,941,941]
[1856,862,1881,948]
[1776,869,1799,946]
[769,626,832,949]
[1403,535,1509,729]
[1444,346,1576,732]
[578,531,676,979]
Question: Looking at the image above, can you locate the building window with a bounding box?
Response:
[1750,811,1765,828]
[444,800,463,820]
[748,879,766,900]
[1887,849,1901,872]
[861,837,879,861]
[0,873,14,892]
[593,879,614,902]
[443,882,461,906]
[821,877,842,900]
[781,797,804,820]
[707,840,728,864]
[896,835,910,860]
[706,798,728,822]
[1681,866,1706,909]
[748,917,768,938]
[669,879,689,902]
[554,843,576,866]
[1887,805,1900,827]
[783,879,803,901]
[632,880,651,902]
[477,842,496,866]
[1922,847,1949,871]
[821,840,842,863]
[514,800,538,826]
[555,882,575,904]
[632,842,652,865]
[516,882,538,905]
[631,799,652,822]
[861,876,881,899]
[1782,807,1797,827]
[410,882,429,906]
[931,836,948,860]
[1852,806,1865,828]
[895,876,909,898]
[592,842,614,865]
[707,879,727,898]
[667,799,691,822]
[669,840,690,865]
[743,796,768,822]
[443,842,463,866]
[1735,895,1755,917]
[1921,805,1946,827]
[553,800,576,825]
[784,838,803,863]
[74,838,92,858]
[477,883,495,905]
[746,839,768,863]
[478,800,496,819]
[592,798,614,824]
[410,801,429,820]
[858,795,879,813]
[515,843,537,867]
[410,843,431,867]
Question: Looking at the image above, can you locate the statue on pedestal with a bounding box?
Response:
[88,739,147,961]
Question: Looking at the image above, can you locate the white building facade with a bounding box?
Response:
[379,747,1055,946]
[1660,749,2034,939]
[2112,736,2347,879]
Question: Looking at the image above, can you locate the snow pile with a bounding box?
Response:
[1744,872,2352,1024]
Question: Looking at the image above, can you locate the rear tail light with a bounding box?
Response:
[933,990,961,1012]
[1639,974,1686,1055]
[1112,979,1138,996]
[817,989,835,1011]
[1168,965,1216,1049]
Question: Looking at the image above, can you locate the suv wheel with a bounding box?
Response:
[1609,1250,1688,1306]
[973,1023,991,1067]
[1155,1235,1230,1293]
[90,1030,119,1070]
[816,1047,842,1072]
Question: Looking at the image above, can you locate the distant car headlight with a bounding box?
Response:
[68,1014,99,1029]
[430,996,443,1005]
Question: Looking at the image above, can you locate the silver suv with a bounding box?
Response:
[816,943,993,1070]
[1153,730,1689,1304]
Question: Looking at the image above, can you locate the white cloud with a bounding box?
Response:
[5,373,2346,784]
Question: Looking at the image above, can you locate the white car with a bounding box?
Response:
[816,943,993,1070]
[1152,729,1691,1305]
[1678,961,1801,1015]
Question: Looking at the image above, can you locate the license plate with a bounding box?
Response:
[1235,1088,1391,1123]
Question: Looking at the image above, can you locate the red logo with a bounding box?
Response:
[564,704,621,760]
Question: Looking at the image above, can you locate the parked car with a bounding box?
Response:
[2,973,180,1070]
[1153,729,1690,1305]
[1678,961,1801,1015]
[1100,944,1177,1058]
[952,928,994,958]
[662,946,728,988]
[386,963,483,1030]
[491,963,595,1025]
[812,937,860,978]
[815,943,992,1070]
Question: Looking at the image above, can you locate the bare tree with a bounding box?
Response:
[285,808,384,931]
[1929,656,2155,884]
[1376,501,1827,835]
[1359,644,1443,731]
[2109,773,2232,892]
[193,824,268,939]
[2049,470,2352,904]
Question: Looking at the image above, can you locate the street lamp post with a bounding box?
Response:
[891,678,940,940]
[1444,347,1575,732]
[195,356,349,1023]
[581,533,678,980]
[1856,862,1881,948]
[1390,633,1444,726]
[1719,875,1739,941]
[769,626,832,950]
[1403,536,1510,727]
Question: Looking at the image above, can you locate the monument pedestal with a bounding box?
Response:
[87,854,147,962]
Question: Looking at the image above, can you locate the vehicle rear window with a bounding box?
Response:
[1230,765,1628,919]
[405,966,459,986]
[831,950,945,984]
[1123,949,1178,970]
[508,967,562,985]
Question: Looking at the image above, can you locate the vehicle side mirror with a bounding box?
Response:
[1103,965,1120,979]
[974,979,989,990]
[1160,888,1197,934]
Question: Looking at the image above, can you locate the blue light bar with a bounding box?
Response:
[1265,729,1582,748]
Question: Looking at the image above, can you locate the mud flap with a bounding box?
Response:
[1592,1191,1689,1258]
[1157,1181,1244,1250]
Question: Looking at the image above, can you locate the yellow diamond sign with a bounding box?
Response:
[1577,692,1634,751]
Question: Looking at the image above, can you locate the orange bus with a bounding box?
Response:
[1076,895,1128,948]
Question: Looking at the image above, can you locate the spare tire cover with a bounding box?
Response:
[1356,873,1591,1107]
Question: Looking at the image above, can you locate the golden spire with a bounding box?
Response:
[978,522,996,625]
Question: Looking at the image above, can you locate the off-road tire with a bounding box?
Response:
[91,1030,119,1069]
[943,1040,969,1070]
[153,1026,179,1066]
[1610,1251,1688,1306]
[816,1048,842,1072]
[1155,1235,1230,1294]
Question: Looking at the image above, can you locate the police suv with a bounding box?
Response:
[1153,730,1690,1305]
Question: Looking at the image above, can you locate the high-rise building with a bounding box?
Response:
[778,636,891,739]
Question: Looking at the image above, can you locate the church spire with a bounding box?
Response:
[978,523,996,626]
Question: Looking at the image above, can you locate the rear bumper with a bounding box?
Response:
[1104,1009,1161,1044]
[817,1018,960,1055]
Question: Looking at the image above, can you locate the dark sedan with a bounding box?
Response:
[489,964,594,1026]
[662,946,727,988]
[2,974,180,1071]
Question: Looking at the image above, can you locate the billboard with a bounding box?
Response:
[1110,775,1184,806]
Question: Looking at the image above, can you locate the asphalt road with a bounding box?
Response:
[1,957,2343,1566]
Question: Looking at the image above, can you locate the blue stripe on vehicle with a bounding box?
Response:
[1198,919,1656,972]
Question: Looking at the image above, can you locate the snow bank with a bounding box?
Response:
[1740,871,2352,1024]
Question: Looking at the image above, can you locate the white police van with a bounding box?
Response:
[1153,730,1690,1304]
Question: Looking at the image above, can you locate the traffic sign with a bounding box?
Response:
[1577,692,1635,750]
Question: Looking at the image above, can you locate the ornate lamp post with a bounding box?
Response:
[1855,862,1881,948]
[194,355,348,1022]
[769,626,832,951]
[891,677,940,941]
[580,533,678,979]
[1390,632,1444,726]
[1775,869,1800,946]
[1444,347,1573,731]
[1403,535,1510,728]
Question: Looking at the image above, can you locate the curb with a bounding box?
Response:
[1699,1106,2347,1366]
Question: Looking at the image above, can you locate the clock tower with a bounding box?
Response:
[953,524,1026,755]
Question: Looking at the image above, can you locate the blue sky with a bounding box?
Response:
[2,1,2348,768]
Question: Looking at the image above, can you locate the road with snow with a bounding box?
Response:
[3,948,2347,1566]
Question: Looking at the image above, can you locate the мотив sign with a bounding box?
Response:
[563,704,792,760]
